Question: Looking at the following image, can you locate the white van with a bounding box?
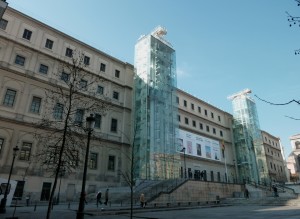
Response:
[0,178,17,206]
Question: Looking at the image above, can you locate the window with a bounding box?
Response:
[192,120,196,127]
[198,106,201,113]
[111,118,118,132]
[115,70,120,78]
[210,171,214,182]
[108,155,115,171]
[69,150,79,167]
[97,86,104,94]
[204,109,207,116]
[95,114,102,129]
[65,48,73,57]
[80,79,87,90]
[14,181,25,199]
[183,100,187,107]
[0,19,8,30]
[191,103,194,110]
[211,112,214,119]
[177,115,181,122]
[19,142,32,161]
[206,125,210,132]
[100,63,106,72]
[39,64,48,74]
[61,72,70,82]
[45,39,53,49]
[3,89,16,107]
[184,117,189,125]
[113,91,119,100]
[89,152,97,169]
[53,103,64,120]
[0,138,4,154]
[220,130,223,137]
[213,128,216,134]
[270,162,273,169]
[74,109,84,126]
[218,115,221,122]
[30,96,41,113]
[22,29,32,40]
[199,123,203,130]
[176,96,179,104]
[48,146,59,164]
[15,55,25,66]
[40,182,51,201]
[84,56,90,65]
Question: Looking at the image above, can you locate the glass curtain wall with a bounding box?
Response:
[230,91,268,184]
[134,27,180,180]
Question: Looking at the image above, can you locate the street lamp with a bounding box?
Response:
[0,145,19,213]
[180,147,186,179]
[76,114,95,219]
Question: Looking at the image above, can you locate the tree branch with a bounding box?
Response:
[254,95,300,105]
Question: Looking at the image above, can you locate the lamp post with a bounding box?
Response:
[0,145,19,213]
[180,147,186,179]
[76,114,95,219]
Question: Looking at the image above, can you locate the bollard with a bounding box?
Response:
[34,202,37,211]
[68,202,70,209]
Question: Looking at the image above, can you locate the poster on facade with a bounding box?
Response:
[177,129,221,162]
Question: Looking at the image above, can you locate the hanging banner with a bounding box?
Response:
[176,129,221,162]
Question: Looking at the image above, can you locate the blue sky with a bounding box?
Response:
[8,0,300,158]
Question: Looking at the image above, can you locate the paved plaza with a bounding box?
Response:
[2,204,300,219]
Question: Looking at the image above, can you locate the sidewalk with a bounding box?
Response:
[2,202,226,219]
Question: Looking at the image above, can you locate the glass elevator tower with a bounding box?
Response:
[134,26,180,180]
[228,89,268,183]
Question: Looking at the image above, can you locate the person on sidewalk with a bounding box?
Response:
[104,188,109,205]
[26,193,31,206]
[140,193,145,208]
[84,191,88,205]
[96,191,102,207]
[244,189,249,199]
[273,185,278,197]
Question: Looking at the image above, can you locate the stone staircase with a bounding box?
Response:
[222,183,300,207]
[222,196,300,206]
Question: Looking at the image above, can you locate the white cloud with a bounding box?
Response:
[177,67,190,78]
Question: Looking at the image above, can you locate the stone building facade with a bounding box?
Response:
[0,7,134,202]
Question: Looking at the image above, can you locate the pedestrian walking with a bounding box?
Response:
[84,191,88,204]
[140,193,145,208]
[26,194,31,206]
[96,191,102,207]
[244,189,249,199]
[273,185,278,197]
[104,188,109,205]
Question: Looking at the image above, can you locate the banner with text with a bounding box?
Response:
[176,129,221,162]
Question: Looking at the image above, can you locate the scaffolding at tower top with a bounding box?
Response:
[227,88,251,100]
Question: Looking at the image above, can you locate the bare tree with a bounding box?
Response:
[254,95,300,120]
[255,1,300,119]
[118,124,138,219]
[33,49,110,219]
[286,0,300,54]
